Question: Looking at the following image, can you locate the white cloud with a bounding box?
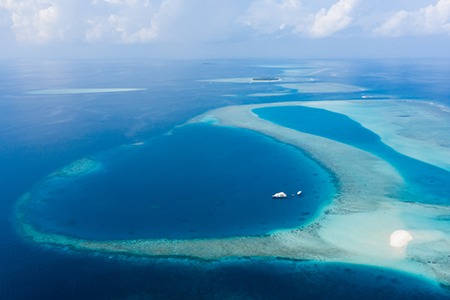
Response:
[240,0,312,35]
[1,0,449,47]
[241,0,358,38]
[85,0,161,43]
[85,0,252,44]
[0,0,63,43]
[309,0,359,37]
[139,0,252,43]
[0,0,161,43]
[374,0,450,36]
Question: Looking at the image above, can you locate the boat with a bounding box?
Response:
[272,192,287,199]
[297,191,302,196]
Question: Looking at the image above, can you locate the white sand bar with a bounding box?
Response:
[26,88,147,95]
[16,100,450,286]
[301,100,450,171]
[279,83,365,93]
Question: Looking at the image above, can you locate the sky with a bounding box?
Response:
[1,0,450,59]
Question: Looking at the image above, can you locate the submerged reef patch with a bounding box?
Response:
[52,158,101,177]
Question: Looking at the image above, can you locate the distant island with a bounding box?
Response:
[251,77,280,82]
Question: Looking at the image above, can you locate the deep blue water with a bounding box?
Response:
[254,106,450,205]
[1,59,450,299]
[23,123,333,240]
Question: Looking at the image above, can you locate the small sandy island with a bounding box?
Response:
[251,77,280,82]
[15,100,450,287]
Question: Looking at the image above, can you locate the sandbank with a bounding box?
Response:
[279,83,365,93]
[15,100,450,286]
[248,92,291,97]
[200,77,282,84]
[26,88,147,95]
[300,100,450,171]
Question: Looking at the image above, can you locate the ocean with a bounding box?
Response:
[1,59,450,299]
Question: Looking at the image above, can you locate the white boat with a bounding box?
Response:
[297,191,302,196]
[272,192,287,199]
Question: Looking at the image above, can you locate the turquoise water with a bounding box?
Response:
[254,106,450,205]
[23,123,334,240]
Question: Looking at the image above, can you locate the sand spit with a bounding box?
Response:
[15,100,450,286]
[279,83,365,93]
[26,88,147,95]
[301,100,450,171]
